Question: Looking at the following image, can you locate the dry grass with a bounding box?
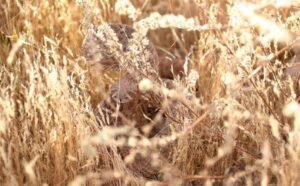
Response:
[1,0,300,185]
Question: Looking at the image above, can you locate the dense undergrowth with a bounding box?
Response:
[1,0,300,185]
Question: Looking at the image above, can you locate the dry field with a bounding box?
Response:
[1,0,300,185]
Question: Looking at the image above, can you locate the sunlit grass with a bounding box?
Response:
[1,0,300,185]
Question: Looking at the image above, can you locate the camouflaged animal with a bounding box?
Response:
[82,23,171,180]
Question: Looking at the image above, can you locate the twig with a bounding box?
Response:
[183,174,228,181]
[236,36,300,89]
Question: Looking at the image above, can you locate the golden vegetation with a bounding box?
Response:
[1,0,300,185]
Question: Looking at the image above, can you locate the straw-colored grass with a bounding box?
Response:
[1,0,300,185]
